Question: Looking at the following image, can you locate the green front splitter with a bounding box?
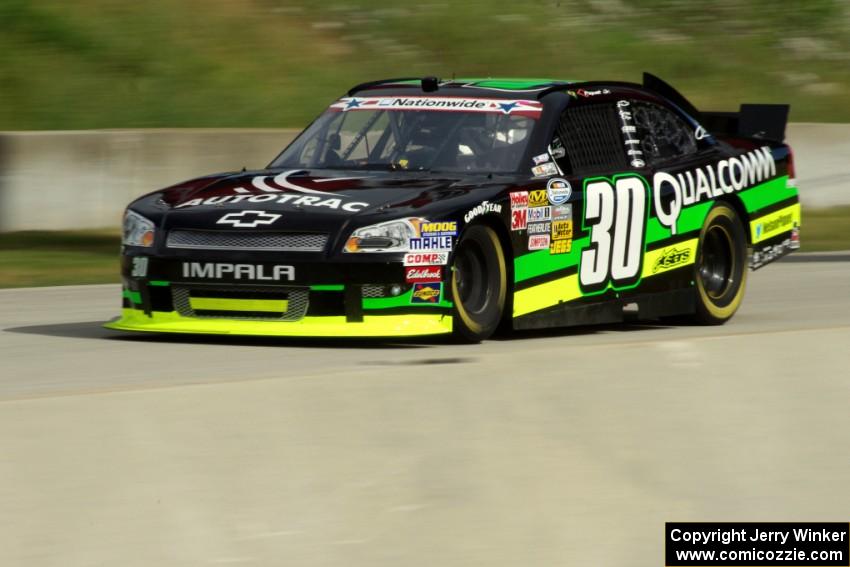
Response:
[104,309,453,337]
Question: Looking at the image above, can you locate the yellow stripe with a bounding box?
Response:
[750,203,801,244]
[641,238,699,278]
[189,297,289,313]
[513,274,581,317]
[514,239,698,318]
[105,309,452,337]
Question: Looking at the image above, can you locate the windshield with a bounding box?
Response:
[270,96,542,174]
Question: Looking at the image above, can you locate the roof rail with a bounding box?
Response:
[347,77,423,96]
[535,80,642,100]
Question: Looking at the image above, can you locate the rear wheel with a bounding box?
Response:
[693,204,748,325]
[450,225,507,343]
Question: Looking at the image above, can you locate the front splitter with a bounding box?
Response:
[104,309,453,337]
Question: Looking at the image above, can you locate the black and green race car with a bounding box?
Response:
[107,73,800,342]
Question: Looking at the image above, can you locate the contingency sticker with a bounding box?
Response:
[411,282,443,304]
[330,97,543,118]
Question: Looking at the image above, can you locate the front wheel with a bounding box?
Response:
[450,225,507,343]
[692,203,748,325]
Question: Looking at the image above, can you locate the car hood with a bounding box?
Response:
[151,169,515,233]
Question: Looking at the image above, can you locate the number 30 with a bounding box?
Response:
[580,176,647,292]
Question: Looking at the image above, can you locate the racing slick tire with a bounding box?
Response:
[692,203,748,325]
[450,224,507,343]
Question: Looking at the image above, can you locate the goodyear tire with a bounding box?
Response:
[450,225,507,343]
[693,203,748,325]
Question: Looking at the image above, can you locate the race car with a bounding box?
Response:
[106,73,800,342]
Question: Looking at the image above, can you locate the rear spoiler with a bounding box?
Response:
[700,105,790,142]
[643,72,790,142]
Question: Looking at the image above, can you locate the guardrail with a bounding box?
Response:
[0,124,846,231]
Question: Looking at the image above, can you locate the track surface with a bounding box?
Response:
[1,260,849,566]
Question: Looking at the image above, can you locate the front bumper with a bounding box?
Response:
[105,253,453,337]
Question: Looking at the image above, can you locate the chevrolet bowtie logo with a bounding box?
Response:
[216,210,281,228]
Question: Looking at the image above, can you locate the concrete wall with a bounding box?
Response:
[0,124,847,231]
[0,129,299,231]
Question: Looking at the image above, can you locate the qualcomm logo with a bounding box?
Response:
[216,210,281,228]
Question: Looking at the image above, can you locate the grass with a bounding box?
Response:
[1,210,847,289]
[2,0,850,130]
[0,231,120,288]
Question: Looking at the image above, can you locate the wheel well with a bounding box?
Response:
[462,215,515,333]
[716,195,751,245]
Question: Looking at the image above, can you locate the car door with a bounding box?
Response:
[550,98,651,299]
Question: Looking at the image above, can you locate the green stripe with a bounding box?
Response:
[646,201,712,243]
[738,176,797,213]
[122,289,142,304]
[363,288,452,310]
[515,176,797,283]
[310,284,344,291]
[148,280,170,287]
[515,237,588,283]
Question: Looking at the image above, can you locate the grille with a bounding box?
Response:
[167,230,329,252]
[361,284,388,298]
[557,104,629,175]
[172,285,309,321]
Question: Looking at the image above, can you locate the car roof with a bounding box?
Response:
[346,77,649,100]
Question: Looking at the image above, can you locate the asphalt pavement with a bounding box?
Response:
[1,259,849,566]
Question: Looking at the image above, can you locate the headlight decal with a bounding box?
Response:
[122,210,156,248]
[344,218,458,254]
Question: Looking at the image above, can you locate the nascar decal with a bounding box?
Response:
[655,146,776,234]
[527,222,551,235]
[528,206,551,223]
[330,97,543,118]
[420,221,458,237]
[579,175,648,294]
[510,191,528,231]
[464,201,502,223]
[532,162,559,178]
[528,190,548,208]
[404,252,448,266]
[405,266,442,283]
[528,234,550,251]
[546,178,571,205]
[652,247,692,273]
[411,282,443,304]
[409,236,453,251]
[176,170,370,212]
[616,100,645,168]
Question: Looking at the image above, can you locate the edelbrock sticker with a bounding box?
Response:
[405,266,442,283]
[654,146,776,234]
